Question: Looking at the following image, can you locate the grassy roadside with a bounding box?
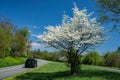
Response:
[5,62,120,80]
[0,56,26,68]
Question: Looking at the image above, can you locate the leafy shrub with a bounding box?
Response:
[103,52,120,67]
[40,52,56,61]
[0,56,26,68]
[82,51,103,65]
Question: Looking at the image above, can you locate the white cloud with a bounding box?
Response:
[31,42,41,47]
[31,34,38,37]
[30,42,57,52]
[30,42,46,50]
[29,30,32,33]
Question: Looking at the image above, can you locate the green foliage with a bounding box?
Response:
[116,46,120,54]
[103,52,120,67]
[28,50,68,62]
[39,52,57,61]
[0,17,30,57]
[0,24,12,58]
[0,56,26,68]
[10,32,28,57]
[10,27,30,57]
[5,62,120,80]
[82,48,120,68]
[28,50,57,61]
[82,51,103,65]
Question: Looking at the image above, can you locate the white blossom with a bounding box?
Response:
[37,5,107,54]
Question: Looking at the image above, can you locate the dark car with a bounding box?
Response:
[25,58,37,68]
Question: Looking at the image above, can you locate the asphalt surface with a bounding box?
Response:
[88,65,120,73]
[0,59,47,80]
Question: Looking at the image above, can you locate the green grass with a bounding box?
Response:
[5,62,120,80]
[0,56,26,68]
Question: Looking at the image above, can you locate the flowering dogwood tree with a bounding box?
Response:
[38,5,107,75]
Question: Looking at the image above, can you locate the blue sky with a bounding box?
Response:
[0,0,120,54]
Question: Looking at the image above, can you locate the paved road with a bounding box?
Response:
[0,59,47,80]
[88,65,120,73]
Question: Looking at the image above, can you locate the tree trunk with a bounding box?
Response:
[70,61,78,75]
[68,51,80,75]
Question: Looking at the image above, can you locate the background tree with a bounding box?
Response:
[103,52,120,67]
[0,17,13,57]
[96,0,120,32]
[0,16,30,57]
[117,46,120,54]
[0,27,12,57]
[10,27,30,57]
[82,51,103,65]
[17,27,29,39]
[38,5,107,75]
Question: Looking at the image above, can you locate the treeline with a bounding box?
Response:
[28,49,67,62]
[81,47,120,68]
[82,47,120,67]
[30,47,120,68]
[0,17,30,58]
[28,50,59,61]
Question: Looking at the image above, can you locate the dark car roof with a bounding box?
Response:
[26,58,36,61]
[27,58,35,60]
